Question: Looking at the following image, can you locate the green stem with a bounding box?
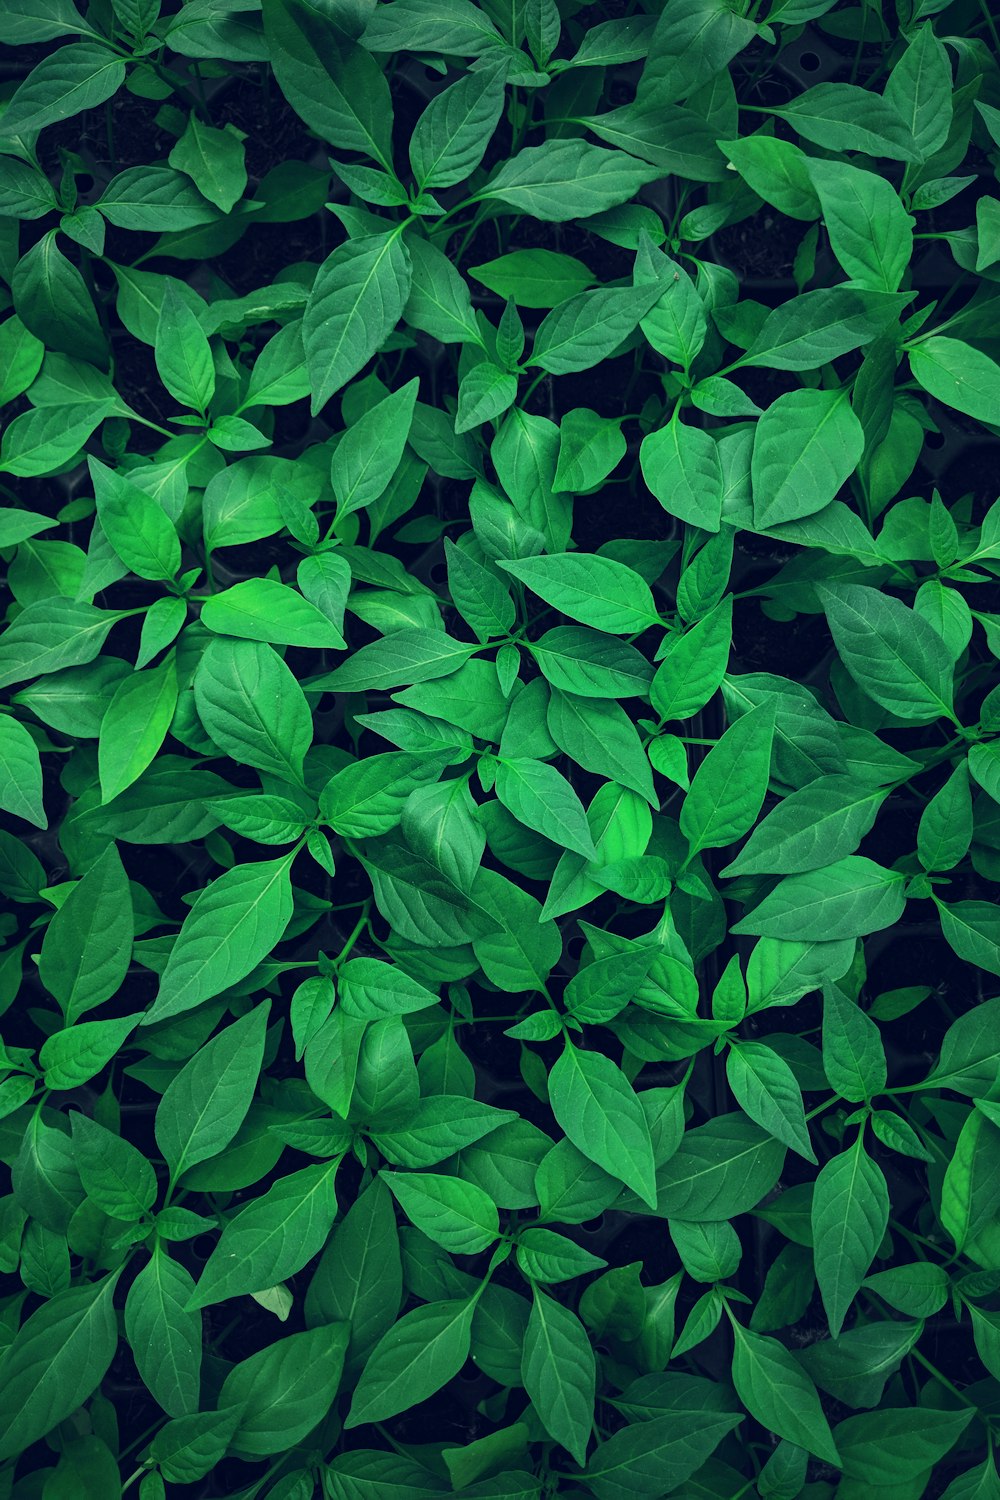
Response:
[910,1348,1000,1431]
[976,0,1000,57]
[333,903,372,968]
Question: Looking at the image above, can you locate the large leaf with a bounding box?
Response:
[522,1288,595,1467]
[680,700,774,859]
[819,583,955,723]
[37,842,133,1023]
[585,1408,743,1500]
[751,389,865,527]
[811,1136,889,1337]
[194,636,313,783]
[548,1043,656,1207]
[729,1320,840,1466]
[0,1275,122,1461]
[0,43,125,139]
[262,0,393,166]
[144,854,296,1024]
[302,232,412,414]
[124,1248,201,1418]
[188,1159,341,1306]
[346,1297,477,1427]
[154,1005,270,1182]
[476,139,662,220]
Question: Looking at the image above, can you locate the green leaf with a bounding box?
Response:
[922,994,1000,1094]
[651,597,732,723]
[640,419,724,532]
[553,407,626,493]
[263,0,393,167]
[382,1171,499,1253]
[531,626,654,699]
[722,777,887,879]
[359,836,500,947]
[0,1274,122,1462]
[937,900,1000,978]
[729,1320,840,1466]
[40,1011,142,1089]
[773,83,919,161]
[516,1226,606,1284]
[726,1042,815,1162]
[89,457,180,581]
[546,690,655,804]
[0,0,91,45]
[656,1113,785,1221]
[469,248,595,307]
[168,112,247,213]
[636,246,707,368]
[908,336,1000,426]
[734,856,906,941]
[305,1176,402,1368]
[148,1406,245,1485]
[155,284,215,412]
[302,232,412,415]
[409,63,506,190]
[834,1407,974,1485]
[822,983,886,1103]
[819,582,955,723]
[812,1135,889,1337]
[500,552,657,634]
[883,23,953,162]
[0,43,124,138]
[495,757,597,859]
[154,1005,270,1182]
[145,855,295,1024]
[521,1287,595,1466]
[98,656,179,804]
[445,539,516,642]
[455,361,518,433]
[220,1323,349,1456]
[98,166,220,232]
[37,841,133,1023]
[194,636,313,783]
[807,158,914,293]
[201,578,345,649]
[331,378,419,521]
[124,1246,201,1417]
[680,700,774,859]
[405,236,482,344]
[736,286,902,371]
[0,713,45,828]
[529,282,661,375]
[471,867,561,993]
[0,404,108,478]
[940,1108,1000,1252]
[338,958,438,1021]
[863,1261,948,1319]
[188,1159,340,1307]
[71,1111,156,1221]
[548,1042,656,1207]
[477,139,661,221]
[12,230,107,369]
[309,629,475,693]
[719,133,819,220]
[751,389,865,527]
[346,1297,476,1427]
[585,1409,742,1500]
[320,750,450,838]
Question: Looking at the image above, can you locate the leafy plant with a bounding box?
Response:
[2,0,1000,1495]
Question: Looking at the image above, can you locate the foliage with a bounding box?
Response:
[1,0,1000,1495]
